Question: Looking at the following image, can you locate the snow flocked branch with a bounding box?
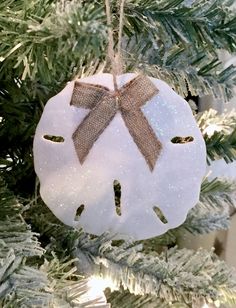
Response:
[0,178,110,307]
[198,109,236,164]
[74,232,236,306]
[1,0,236,100]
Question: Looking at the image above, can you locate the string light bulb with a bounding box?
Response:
[203,123,221,137]
[87,276,116,296]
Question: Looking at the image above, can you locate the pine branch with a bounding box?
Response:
[198,109,236,136]
[181,177,236,235]
[0,177,52,306]
[0,175,21,218]
[136,46,236,100]
[2,265,52,307]
[124,0,236,100]
[0,0,107,82]
[0,178,110,307]
[198,110,236,164]
[75,235,236,306]
[124,0,236,53]
[182,201,230,235]
[106,287,190,308]
[1,0,236,102]
[201,176,236,202]
[41,254,111,308]
[205,127,236,164]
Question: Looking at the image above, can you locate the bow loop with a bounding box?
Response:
[71,83,110,109]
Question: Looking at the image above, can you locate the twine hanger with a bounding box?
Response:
[105,0,125,92]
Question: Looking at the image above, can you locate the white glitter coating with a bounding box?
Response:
[33,73,206,240]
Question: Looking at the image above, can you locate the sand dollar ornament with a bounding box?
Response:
[33,73,206,240]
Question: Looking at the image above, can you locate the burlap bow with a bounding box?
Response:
[70,75,162,171]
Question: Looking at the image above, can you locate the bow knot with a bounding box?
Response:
[113,94,120,109]
[70,75,162,171]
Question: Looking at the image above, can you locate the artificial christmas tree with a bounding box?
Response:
[1,0,236,307]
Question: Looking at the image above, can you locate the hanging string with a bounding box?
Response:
[117,0,125,75]
[105,0,125,92]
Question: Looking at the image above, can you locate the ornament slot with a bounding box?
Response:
[171,136,194,144]
[75,204,85,221]
[43,135,64,143]
[113,180,121,216]
[153,206,168,224]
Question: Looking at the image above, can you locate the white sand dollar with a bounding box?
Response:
[33,73,206,240]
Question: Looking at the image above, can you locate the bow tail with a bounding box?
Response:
[72,96,117,164]
[122,110,162,171]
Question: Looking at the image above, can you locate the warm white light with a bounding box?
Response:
[202,304,209,308]
[87,276,116,297]
[76,276,114,306]
[203,124,221,137]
